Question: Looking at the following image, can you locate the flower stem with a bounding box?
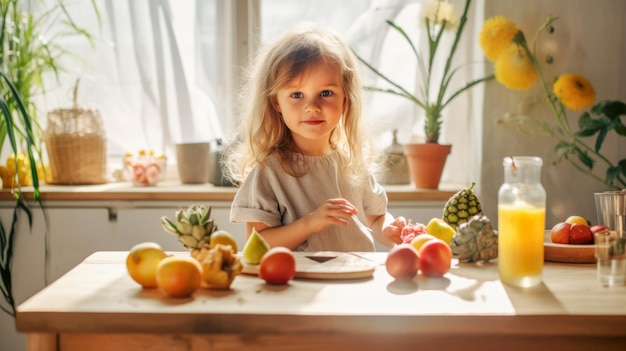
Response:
[524,16,622,188]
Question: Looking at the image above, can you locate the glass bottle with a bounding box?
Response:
[498,156,546,288]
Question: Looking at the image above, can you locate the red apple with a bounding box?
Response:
[569,223,593,244]
[385,244,420,280]
[418,239,452,277]
[550,222,571,244]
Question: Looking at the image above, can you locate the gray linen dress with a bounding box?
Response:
[230,151,387,252]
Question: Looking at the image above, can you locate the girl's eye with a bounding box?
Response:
[291,92,303,99]
[321,90,333,97]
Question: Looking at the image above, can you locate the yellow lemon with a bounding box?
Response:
[209,230,238,252]
[410,233,437,252]
[425,217,456,244]
[565,215,589,226]
[126,242,168,288]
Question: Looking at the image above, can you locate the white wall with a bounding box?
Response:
[480,0,626,228]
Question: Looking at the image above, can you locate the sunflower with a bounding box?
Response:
[552,74,596,111]
[479,16,520,62]
[494,44,537,90]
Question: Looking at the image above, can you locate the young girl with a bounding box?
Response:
[225,23,405,252]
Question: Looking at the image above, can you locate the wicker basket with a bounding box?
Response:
[43,107,108,185]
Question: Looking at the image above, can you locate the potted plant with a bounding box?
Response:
[479,15,625,190]
[0,0,97,317]
[355,0,493,188]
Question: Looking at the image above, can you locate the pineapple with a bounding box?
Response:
[450,215,498,263]
[193,243,242,290]
[442,182,483,230]
[161,205,218,253]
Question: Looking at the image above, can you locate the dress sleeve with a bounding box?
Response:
[229,166,284,227]
[362,174,388,217]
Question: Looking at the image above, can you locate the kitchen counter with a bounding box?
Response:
[16,251,626,351]
[0,181,457,202]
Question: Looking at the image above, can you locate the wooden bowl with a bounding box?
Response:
[543,230,596,263]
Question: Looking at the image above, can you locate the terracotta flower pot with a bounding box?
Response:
[403,143,452,189]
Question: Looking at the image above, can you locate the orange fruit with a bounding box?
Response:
[126,242,167,288]
[156,256,202,298]
[565,215,588,226]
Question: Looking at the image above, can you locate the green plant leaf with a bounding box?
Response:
[574,146,594,169]
[553,141,571,163]
[575,112,604,136]
[605,166,620,187]
[612,118,626,136]
[592,100,626,120]
[593,128,608,153]
[618,159,626,179]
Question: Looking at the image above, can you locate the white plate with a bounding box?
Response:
[242,251,376,280]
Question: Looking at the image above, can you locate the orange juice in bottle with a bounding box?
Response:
[498,157,546,288]
[498,205,545,287]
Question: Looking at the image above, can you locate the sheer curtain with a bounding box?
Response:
[39,0,222,164]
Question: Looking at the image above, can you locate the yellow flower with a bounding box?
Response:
[479,16,520,62]
[421,0,459,30]
[552,74,596,111]
[494,44,537,90]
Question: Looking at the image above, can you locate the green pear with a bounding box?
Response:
[242,228,270,264]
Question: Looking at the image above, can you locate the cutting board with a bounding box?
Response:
[242,251,377,280]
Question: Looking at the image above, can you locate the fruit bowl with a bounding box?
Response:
[543,230,596,263]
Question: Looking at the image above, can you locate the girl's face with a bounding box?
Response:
[273,62,345,156]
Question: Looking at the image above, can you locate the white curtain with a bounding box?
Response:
[39,0,222,161]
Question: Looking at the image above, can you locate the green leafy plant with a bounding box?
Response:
[355,0,494,143]
[0,0,98,317]
[554,100,626,188]
[480,15,625,189]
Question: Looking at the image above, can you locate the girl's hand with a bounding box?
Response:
[307,198,357,233]
[382,216,406,245]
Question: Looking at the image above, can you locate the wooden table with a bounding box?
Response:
[16,251,626,351]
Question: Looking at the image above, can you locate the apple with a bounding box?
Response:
[569,223,593,244]
[550,222,571,244]
[385,244,420,280]
[418,239,452,277]
[425,218,455,244]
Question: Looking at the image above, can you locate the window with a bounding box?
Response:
[32,0,484,188]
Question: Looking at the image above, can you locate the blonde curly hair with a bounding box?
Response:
[224,22,381,186]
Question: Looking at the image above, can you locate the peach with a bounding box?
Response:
[550,222,570,244]
[419,239,452,277]
[385,244,420,280]
[569,223,593,244]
